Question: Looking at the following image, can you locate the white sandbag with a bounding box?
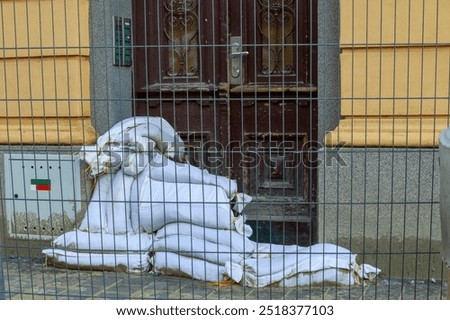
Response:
[130,167,237,233]
[279,268,356,287]
[156,222,255,254]
[122,129,156,153]
[151,251,228,283]
[234,215,253,237]
[94,117,160,148]
[245,243,356,277]
[105,169,135,234]
[80,117,186,176]
[100,127,156,156]
[127,123,185,161]
[96,117,185,162]
[149,153,238,198]
[226,243,358,287]
[79,174,111,232]
[251,242,306,257]
[234,262,356,288]
[152,235,244,265]
[225,262,244,283]
[355,263,382,281]
[80,145,126,176]
[78,144,99,166]
[232,193,253,213]
[42,248,150,273]
[131,201,234,234]
[52,230,153,252]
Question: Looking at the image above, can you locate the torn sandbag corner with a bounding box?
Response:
[42,116,381,286]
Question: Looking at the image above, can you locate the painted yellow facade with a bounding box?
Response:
[2,0,448,147]
[0,0,96,144]
[326,0,450,147]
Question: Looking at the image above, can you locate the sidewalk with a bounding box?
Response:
[1,257,447,300]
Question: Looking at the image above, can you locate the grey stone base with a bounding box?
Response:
[318,147,444,280]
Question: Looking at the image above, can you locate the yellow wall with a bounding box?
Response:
[0,0,96,144]
[326,0,450,147]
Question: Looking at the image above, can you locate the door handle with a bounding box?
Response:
[231,49,249,79]
[230,51,249,58]
[230,36,248,84]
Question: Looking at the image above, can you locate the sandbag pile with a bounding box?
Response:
[151,226,380,286]
[42,116,380,286]
[151,222,255,283]
[42,116,250,273]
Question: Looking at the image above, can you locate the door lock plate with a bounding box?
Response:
[229,36,249,85]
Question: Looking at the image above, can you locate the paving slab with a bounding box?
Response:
[1,257,447,300]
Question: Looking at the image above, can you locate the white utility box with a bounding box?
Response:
[4,153,81,240]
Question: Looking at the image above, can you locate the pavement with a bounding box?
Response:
[1,256,448,300]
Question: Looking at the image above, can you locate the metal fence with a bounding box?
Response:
[0,0,448,300]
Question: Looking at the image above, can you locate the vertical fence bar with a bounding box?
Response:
[0,0,5,300]
[0,239,4,300]
[446,269,450,299]
[439,127,450,300]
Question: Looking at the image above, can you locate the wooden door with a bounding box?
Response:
[133,0,317,245]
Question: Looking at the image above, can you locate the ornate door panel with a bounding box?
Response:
[227,0,318,244]
[133,0,226,172]
[133,0,317,245]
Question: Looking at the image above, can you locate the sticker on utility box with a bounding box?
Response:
[31,178,51,191]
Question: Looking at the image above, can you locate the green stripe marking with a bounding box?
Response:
[31,179,51,185]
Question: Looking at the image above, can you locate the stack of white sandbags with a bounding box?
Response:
[42,116,381,286]
[42,116,185,272]
[42,116,249,273]
[129,157,250,235]
[78,117,248,236]
[151,224,381,286]
[150,222,255,282]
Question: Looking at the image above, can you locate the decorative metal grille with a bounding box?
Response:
[258,0,295,75]
[163,0,199,78]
